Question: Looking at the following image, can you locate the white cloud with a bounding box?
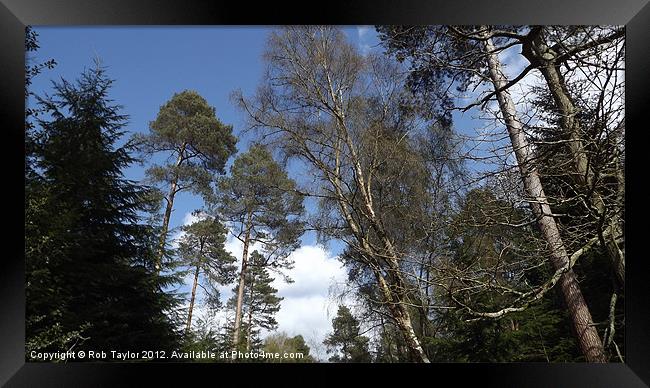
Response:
[356,25,373,55]
[169,211,202,249]
[356,26,371,38]
[178,217,349,349]
[270,245,348,342]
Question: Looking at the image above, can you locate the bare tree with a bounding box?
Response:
[235,26,433,362]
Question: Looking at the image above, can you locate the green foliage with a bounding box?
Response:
[427,295,580,362]
[263,332,314,363]
[226,251,283,352]
[323,305,372,363]
[244,251,283,331]
[137,89,237,180]
[26,64,182,358]
[177,213,237,310]
[216,144,304,270]
[133,90,237,223]
[181,316,223,362]
[420,187,580,361]
[372,322,412,363]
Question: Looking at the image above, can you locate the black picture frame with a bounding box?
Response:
[2,0,649,386]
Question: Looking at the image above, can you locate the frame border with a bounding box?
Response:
[2,0,649,386]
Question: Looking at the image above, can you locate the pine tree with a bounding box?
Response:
[216,144,303,347]
[133,90,237,272]
[226,250,283,352]
[26,63,181,357]
[177,212,237,335]
[323,305,372,363]
[378,25,607,362]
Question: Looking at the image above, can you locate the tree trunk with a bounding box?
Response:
[155,179,177,273]
[185,263,200,335]
[232,212,253,348]
[185,238,204,335]
[522,31,625,289]
[329,140,430,362]
[155,143,187,273]
[375,270,430,363]
[482,32,607,363]
[246,276,255,352]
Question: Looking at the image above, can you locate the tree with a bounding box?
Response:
[263,332,315,363]
[242,251,283,351]
[26,63,181,356]
[181,314,224,362]
[216,144,303,348]
[134,90,237,272]
[177,212,237,335]
[236,26,433,362]
[23,26,78,356]
[225,250,284,352]
[323,305,372,362]
[377,25,608,362]
[521,27,625,289]
[25,26,56,174]
[430,187,581,362]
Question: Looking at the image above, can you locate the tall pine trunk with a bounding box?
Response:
[481,32,606,362]
[185,238,204,334]
[155,143,187,273]
[232,211,253,348]
[185,263,200,334]
[246,276,255,352]
[522,33,625,288]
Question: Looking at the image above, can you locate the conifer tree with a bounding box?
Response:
[26,63,181,356]
[216,144,303,347]
[177,212,237,334]
[323,305,372,363]
[134,90,237,272]
[243,251,283,351]
[226,250,283,352]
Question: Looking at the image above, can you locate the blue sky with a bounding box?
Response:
[29,26,384,353]
[28,26,530,354]
[30,26,274,235]
[29,26,387,248]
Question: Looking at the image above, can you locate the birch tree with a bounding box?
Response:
[235,26,433,362]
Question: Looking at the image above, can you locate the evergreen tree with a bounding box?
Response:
[244,251,283,351]
[428,187,581,362]
[26,64,181,357]
[177,212,237,334]
[226,250,283,352]
[25,26,56,176]
[372,322,412,363]
[24,26,79,355]
[263,332,315,363]
[323,305,372,363]
[180,315,223,362]
[216,144,303,347]
[133,90,237,272]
